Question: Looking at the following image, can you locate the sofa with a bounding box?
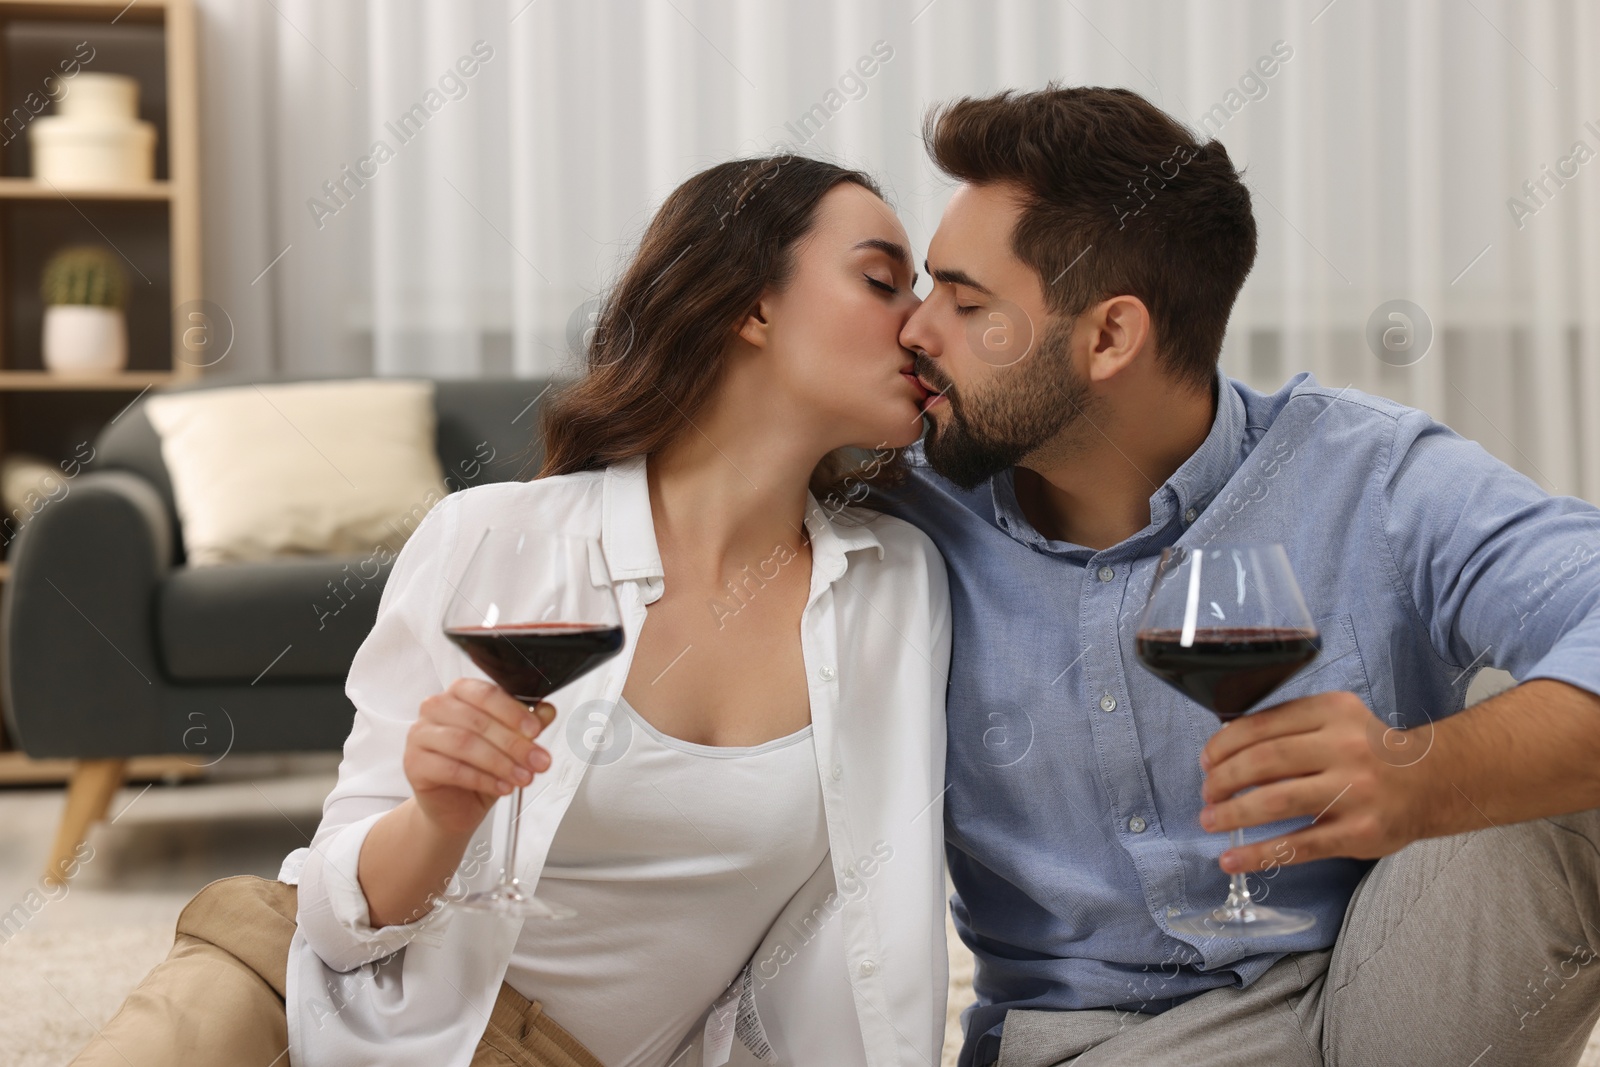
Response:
[0,374,558,883]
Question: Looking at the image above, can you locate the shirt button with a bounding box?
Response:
[818,665,836,681]
[1099,693,1118,713]
[1184,507,1198,523]
[832,763,843,780]
[1096,565,1115,582]
[842,863,857,878]
[859,959,877,977]
[1129,815,1148,833]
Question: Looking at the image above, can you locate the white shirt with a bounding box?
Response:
[506,695,827,1067]
[276,454,953,1067]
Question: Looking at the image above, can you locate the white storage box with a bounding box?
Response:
[29,72,157,188]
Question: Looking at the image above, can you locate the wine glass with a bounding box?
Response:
[1135,543,1321,938]
[441,527,625,918]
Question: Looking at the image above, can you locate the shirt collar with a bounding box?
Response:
[1158,367,1247,527]
[601,455,662,581]
[601,454,883,585]
[990,367,1247,554]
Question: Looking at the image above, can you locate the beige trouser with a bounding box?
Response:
[69,874,606,1067]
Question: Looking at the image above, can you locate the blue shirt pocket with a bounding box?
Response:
[1264,610,1375,713]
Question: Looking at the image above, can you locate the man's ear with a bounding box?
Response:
[1085,295,1151,383]
[736,295,774,348]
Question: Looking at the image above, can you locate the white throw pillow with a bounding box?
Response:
[144,378,450,567]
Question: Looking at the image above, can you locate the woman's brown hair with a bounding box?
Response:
[532,154,906,511]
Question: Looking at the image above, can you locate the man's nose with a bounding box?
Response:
[899,300,938,358]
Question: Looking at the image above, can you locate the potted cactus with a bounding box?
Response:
[41,244,127,374]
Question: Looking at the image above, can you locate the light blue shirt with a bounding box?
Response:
[870,370,1600,1066]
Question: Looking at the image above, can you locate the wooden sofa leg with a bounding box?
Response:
[44,758,127,886]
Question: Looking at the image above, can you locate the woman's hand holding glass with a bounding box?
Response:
[404,678,556,839]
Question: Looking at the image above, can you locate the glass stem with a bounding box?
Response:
[502,784,523,890]
[1224,826,1251,911]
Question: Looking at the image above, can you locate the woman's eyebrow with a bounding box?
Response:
[854,238,918,288]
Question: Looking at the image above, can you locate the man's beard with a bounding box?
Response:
[916,319,1094,490]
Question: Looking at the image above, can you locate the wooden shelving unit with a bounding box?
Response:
[0,368,174,388]
[0,175,173,199]
[0,0,201,783]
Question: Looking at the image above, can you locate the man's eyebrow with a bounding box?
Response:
[854,238,918,289]
[923,257,992,296]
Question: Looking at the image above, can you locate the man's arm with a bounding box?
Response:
[1201,404,1600,873]
[1196,678,1600,873]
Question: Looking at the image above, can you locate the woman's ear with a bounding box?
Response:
[736,294,774,348]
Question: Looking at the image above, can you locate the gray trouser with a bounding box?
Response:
[994,808,1600,1067]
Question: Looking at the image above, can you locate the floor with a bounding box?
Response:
[0,753,336,1066]
[0,748,1595,1067]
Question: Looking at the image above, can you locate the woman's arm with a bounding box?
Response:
[297,488,563,969]
[357,798,473,928]
[295,487,561,969]
[293,494,465,970]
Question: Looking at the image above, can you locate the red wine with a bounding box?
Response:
[1135,627,1320,721]
[445,622,625,702]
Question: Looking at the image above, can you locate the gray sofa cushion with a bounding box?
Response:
[433,378,550,486]
[157,553,397,682]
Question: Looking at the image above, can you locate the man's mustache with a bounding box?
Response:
[911,352,954,399]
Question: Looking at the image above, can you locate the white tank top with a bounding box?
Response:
[503,695,829,1067]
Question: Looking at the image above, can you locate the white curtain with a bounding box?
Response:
[196,0,1600,503]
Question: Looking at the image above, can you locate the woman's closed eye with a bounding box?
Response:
[865,274,899,295]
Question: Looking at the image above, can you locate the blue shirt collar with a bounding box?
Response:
[990,367,1245,557]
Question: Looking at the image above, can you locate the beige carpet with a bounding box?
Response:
[0,921,177,1067]
[1,910,1593,1066]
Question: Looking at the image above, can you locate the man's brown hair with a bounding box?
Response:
[924,84,1257,391]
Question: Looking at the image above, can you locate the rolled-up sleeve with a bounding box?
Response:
[1381,408,1600,698]
[287,490,467,972]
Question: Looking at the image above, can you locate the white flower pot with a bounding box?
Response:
[42,304,127,374]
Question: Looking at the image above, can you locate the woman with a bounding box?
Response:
[72,155,952,1067]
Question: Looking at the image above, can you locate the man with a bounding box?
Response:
[870,85,1600,1067]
